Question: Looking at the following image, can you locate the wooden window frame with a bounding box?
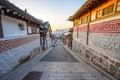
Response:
[96,10,102,19]
[75,18,80,26]
[32,27,38,34]
[81,16,88,24]
[102,4,114,16]
[116,0,120,12]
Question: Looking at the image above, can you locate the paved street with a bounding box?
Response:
[0,41,107,80]
[40,42,78,62]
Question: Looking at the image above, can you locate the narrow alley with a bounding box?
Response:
[1,40,111,80]
[0,0,120,80]
[40,41,77,62]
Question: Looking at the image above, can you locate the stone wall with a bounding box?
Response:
[72,39,120,79]
[73,24,88,44]
[72,18,120,79]
[89,33,120,60]
[88,19,120,60]
[0,34,41,77]
[78,32,87,44]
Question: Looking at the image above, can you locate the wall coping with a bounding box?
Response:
[0,34,39,41]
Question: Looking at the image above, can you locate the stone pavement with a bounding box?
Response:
[22,62,98,80]
[0,41,110,80]
[1,50,99,80]
[1,61,99,80]
[40,44,78,62]
[62,43,118,80]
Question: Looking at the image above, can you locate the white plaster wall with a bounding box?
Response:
[91,11,96,21]
[90,14,120,25]
[37,28,39,33]
[1,15,27,37]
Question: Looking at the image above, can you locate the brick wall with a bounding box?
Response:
[0,34,41,77]
[0,34,39,53]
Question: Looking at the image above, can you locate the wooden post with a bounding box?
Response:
[86,23,89,45]
[77,27,79,38]
[86,11,91,45]
[26,23,29,35]
[0,14,4,38]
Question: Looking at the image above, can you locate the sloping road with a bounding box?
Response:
[40,44,78,62]
[0,40,108,80]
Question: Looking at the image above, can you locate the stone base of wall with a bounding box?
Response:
[29,47,41,59]
[20,47,41,63]
[72,39,120,79]
[0,39,41,77]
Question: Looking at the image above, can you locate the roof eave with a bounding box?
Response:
[0,0,43,25]
[68,0,108,21]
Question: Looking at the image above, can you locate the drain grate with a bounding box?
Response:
[21,71,43,80]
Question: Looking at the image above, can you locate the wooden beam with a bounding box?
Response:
[6,9,11,12]
[0,14,4,38]
[4,9,27,22]
[27,22,40,28]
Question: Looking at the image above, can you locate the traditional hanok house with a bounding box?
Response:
[64,32,70,46]
[63,28,73,49]
[0,0,44,77]
[68,0,120,79]
[43,21,52,49]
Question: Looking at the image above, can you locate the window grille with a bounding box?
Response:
[117,0,120,11]
[103,4,114,16]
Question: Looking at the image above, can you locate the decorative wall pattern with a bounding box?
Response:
[78,25,87,32]
[90,19,120,33]
[73,27,77,32]
[0,34,40,53]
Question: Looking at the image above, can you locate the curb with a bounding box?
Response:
[38,47,53,61]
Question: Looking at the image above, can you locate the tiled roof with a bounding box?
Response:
[0,0,43,25]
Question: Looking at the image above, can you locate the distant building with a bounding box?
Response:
[0,0,44,76]
[43,22,52,49]
[52,28,70,37]
[61,28,73,49]
[68,0,120,79]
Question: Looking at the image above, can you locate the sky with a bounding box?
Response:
[9,0,87,31]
